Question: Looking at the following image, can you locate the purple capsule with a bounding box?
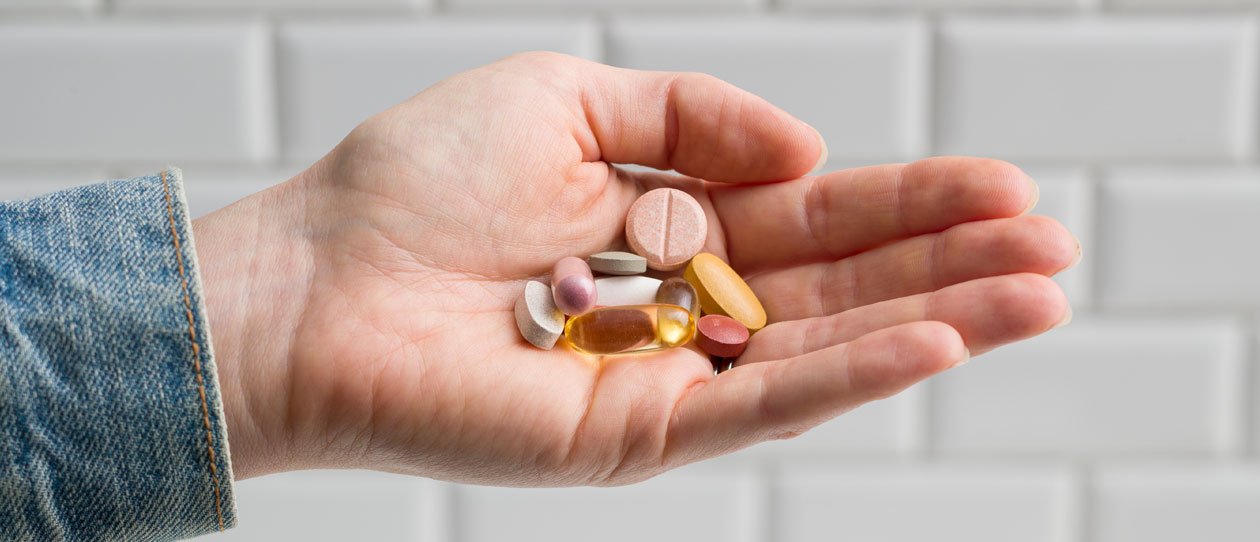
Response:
[551,256,597,316]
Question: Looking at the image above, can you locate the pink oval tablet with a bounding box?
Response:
[625,188,708,271]
[551,256,596,316]
[695,315,750,358]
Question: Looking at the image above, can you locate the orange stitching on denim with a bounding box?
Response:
[161,170,225,532]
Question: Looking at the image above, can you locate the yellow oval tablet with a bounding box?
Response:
[683,253,766,332]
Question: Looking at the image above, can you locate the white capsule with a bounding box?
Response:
[594,276,663,307]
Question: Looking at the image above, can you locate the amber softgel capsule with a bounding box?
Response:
[564,304,695,355]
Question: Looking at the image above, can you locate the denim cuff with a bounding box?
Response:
[0,169,237,541]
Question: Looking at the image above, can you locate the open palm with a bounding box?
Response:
[198,53,1077,485]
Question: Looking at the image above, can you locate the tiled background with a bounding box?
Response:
[2,0,1258,540]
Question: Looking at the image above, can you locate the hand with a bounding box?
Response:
[193,52,1078,485]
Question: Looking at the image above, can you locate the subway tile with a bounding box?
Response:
[734,384,924,457]
[0,0,96,10]
[1093,465,1260,542]
[0,168,109,201]
[774,463,1074,542]
[607,17,928,164]
[784,0,1076,8]
[1098,169,1260,309]
[0,22,275,164]
[931,318,1245,455]
[936,18,1255,160]
[1111,0,1260,8]
[453,462,760,542]
[448,0,756,12]
[115,0,428,11]
[192,470,435,541]
[277,20,598,163]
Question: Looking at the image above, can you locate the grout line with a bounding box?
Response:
[1075,166,1097,314]
[902,381,931,460]
[1086,164,1106,313]
[1070,462,1092,542]
[909,12,933,159]
[418,480,455,542]
[1078,0,1102,14]
[1226,317,1257,459]
[925,12,944,158]
[1242,12,1260,163]
[756,460,777,542]
[446,483,463,542]
[252,17,280,167]
[588,12,608,65]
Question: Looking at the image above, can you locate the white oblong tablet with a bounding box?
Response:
[594,276,663,307]
[515,280,564,350]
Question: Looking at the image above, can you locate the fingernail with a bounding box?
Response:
[951,347,972,368]
[1023,177,1040,214]
[1053,304,1073,329]
[809,124,828,174]
[1067,238,1082,270]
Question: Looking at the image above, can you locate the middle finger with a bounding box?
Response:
[746,214,1078,322]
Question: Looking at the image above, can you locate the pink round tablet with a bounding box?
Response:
[551,256,596,316]
[625,188,708,271]
[695,314,750,358]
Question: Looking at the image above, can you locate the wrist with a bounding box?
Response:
[192,170,316,480]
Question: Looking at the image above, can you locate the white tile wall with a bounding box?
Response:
[773,464,1076,542]
[936,18,1256,161]
[0,22,275,164]
[3,2,1260,541]
[733,384,925,457]
[0,0,96,10]
[784,0,1077,8]
[606,18,928,164]
[930,319,1246,455]
[189,470,436,541]
[0,168,108,201]
[115,0,428,11]
[448,0,757,12]
[1112,0,1260,8]
[277,20,598,162]
[454,462,762,542]
[1099,169,1260,309]
[1092,465,1260,542]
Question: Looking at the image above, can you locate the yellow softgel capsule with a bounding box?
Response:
[564,304,695,355]
[683,253,767,332]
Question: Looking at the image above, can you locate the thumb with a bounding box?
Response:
[550,54,828,183]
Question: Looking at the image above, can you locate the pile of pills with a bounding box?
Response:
[515,188,766,371]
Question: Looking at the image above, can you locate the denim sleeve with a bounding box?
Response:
[0,169,237,541]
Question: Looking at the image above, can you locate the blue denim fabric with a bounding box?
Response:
[0,169,236,541]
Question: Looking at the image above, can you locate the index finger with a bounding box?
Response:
[709,157,1038,273]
